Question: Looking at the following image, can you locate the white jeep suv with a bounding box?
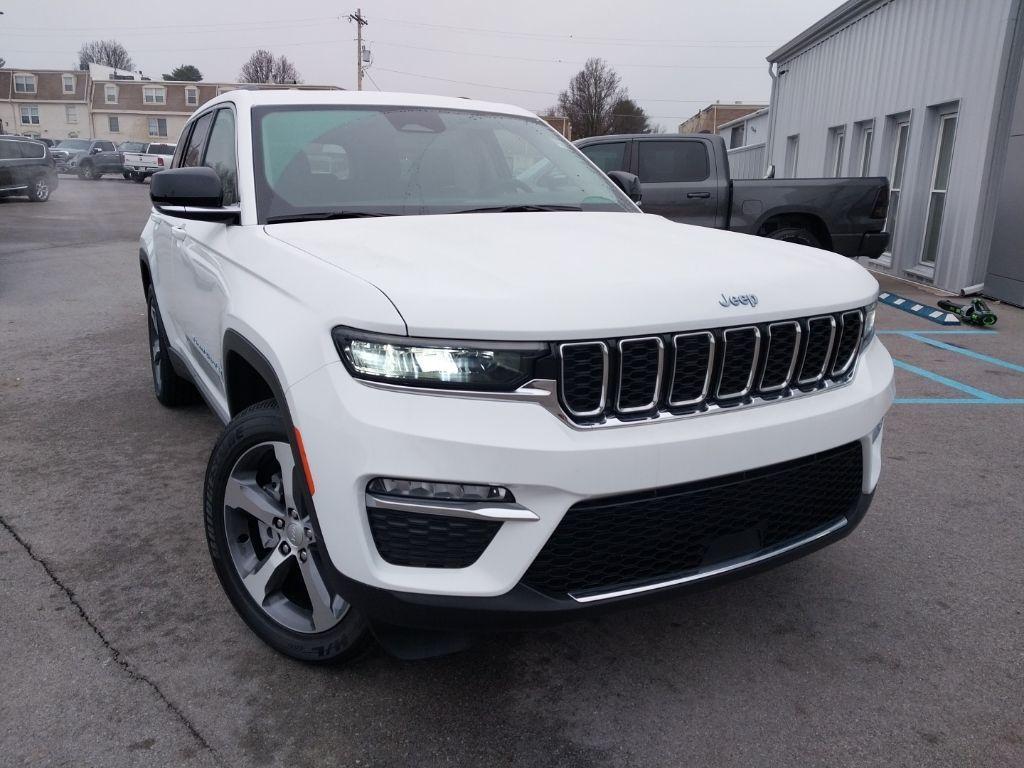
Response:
[140,90,894,663]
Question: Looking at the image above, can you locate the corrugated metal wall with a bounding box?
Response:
[727,143,767,179]
[768,0,1017,292]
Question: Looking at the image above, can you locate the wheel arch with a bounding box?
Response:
[755,210,832,249]
[222,329,288,419]
[139,249,153,300]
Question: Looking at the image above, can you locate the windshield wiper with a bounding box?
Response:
[265,211,394,224]
[450,204,583,214]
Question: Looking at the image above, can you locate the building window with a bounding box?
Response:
[20,105,40,125]
[185,87,199,106]
[63,74,76,93]
[143,86,166,104]
[149,117,168,137]
[827,126,846,177]
[729,124,745,149]
[105,84,118,104]
[65,105,78,124]
[784,134,800,177]
[885,118,911,252]
[108,116,120,133]
[859,125,874,176]
[14,74,36,93]
[921,112,958,266]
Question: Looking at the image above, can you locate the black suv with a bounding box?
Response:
[0,135,58,202]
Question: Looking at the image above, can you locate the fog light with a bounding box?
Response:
[367,478,514,503]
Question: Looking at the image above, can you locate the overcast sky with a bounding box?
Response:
[3,0,842,129]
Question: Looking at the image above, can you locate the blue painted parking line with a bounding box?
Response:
[878,329,998,335]
[892,359,1004,401]
[900,332,1024,374]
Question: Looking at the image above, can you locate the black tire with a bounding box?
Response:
[123,171,133,180]
[134,173,147,184]
[26,175,51,202]
[204,400,373,664]
[78,162,100,180]
[146,284,199,406]
[767,226,822,249]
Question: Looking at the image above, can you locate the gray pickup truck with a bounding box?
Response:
[575,133,890,258]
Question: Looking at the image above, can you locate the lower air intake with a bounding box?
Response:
[522,442,863,596]
[367,508,501,568]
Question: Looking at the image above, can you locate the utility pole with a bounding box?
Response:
[347,9,368,91]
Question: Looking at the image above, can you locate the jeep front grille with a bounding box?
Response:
[556,309,864,424]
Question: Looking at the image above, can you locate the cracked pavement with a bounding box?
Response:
[1,178,1022,767]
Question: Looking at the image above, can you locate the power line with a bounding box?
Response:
[0,16,340,34]
[372,67,765,104]
[369,40,765,69]
[373,16,776,47]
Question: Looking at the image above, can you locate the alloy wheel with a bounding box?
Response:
[33,180,49,200]
[223,441,348,634]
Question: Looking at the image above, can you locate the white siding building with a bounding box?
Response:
[765,0,1024,303]
[716,107,770,180]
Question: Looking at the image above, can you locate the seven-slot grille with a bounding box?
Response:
[557,309,865,424]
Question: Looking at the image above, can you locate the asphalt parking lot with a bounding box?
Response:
[2,177,1022,768]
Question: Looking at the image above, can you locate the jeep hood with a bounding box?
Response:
[265,212,878,340]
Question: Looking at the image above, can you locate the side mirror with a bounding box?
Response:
[90,146,102,154]
[151,166,239,223]
[607,170,642,204]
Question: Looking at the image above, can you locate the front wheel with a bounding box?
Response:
[27,176,51,202]
[78,163,100,180]
[204,401,372,664]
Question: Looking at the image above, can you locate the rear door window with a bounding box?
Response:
[0,140,18,160]
[637,141,710,183]
[18,141,45,159]
[580,142,627,173]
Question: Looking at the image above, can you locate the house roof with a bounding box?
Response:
[767,0,881,63]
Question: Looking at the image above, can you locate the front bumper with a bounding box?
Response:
[287,338,894,623]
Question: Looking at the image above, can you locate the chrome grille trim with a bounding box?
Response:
[558,341,609,418]
[831,310,864,377]
[716,326,761,399]
[796,315,837,386]
[759,320,802,393]
[667,331,715,408]
[615,337,664,414]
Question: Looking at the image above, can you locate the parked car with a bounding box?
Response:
[141,90,894,664]
[575,133,890,258]
[0,135,58,202]
[49,138,117,177]
[123,142,176,182]
[107,141,148,179]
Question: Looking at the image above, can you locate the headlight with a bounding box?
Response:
[333,328,548,391]
[862,302,877,347]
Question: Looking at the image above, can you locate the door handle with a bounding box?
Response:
[687,192,711,199]
[171,226,187,242]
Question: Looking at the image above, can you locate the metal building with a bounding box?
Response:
[765,0,1024,303]
[716,107,770,179]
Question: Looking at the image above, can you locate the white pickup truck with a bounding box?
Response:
[123,142,176,182]
[140,90,894,664]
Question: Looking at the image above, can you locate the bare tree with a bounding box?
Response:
[0,57,6,69]
[557,58,624,140]
[239,49,301,84]
[77,40,134,71]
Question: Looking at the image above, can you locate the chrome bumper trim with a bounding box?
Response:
[365,493,539,522]
[568,517,849,603]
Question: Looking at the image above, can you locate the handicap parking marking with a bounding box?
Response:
[882,328,1024,405]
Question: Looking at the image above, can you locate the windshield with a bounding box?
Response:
[56,139,90,150]
[253,106,633,222]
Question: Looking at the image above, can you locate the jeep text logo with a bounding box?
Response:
[719,293,759,308]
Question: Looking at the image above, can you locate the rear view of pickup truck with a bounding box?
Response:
[576,133,889,258]
[123,142,176,182]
